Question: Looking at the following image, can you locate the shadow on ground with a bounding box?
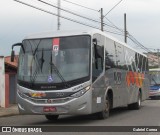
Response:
[29,106,145,125]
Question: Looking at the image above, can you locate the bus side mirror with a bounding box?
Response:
[105,65,111,70]
[93,38,97,46]
[11,50,15,62]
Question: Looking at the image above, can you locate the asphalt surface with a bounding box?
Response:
[0,99,160,135]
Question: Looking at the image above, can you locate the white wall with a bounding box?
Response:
[0,56,5,107]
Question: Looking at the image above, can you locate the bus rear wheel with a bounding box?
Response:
[97,95,110,119]
[45,115,59,121]
[128,91,141,110]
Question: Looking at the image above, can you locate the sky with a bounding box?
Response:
[0,0,160,56]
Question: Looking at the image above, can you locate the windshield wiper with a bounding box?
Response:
[50,52,70,88]
[28,40,43,86]
[40,48,45,72]
[31,48,45,84]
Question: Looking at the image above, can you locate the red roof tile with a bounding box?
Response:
[5,56,18,68]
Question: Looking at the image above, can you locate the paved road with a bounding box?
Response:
[0,99,160,135]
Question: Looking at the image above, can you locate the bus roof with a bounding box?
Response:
[149,68,160,71]
[24,29,94,39]
[24,29,147,57]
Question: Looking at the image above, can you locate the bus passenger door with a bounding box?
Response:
[92,34,105,113]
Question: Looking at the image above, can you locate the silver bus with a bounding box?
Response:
[11,29,149,120]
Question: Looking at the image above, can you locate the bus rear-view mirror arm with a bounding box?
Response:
[11,43,25,62]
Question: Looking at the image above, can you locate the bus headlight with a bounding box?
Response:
[71,86,90,98]
[17,89,25,98]
[17,89,28,99]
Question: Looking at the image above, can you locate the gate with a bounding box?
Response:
[9,74,17,104]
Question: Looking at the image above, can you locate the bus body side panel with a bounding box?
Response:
[87,30,147,111]
[115,69,129,107]
[91,75,106,113]
[104,36,149,107]
[104,69,125,108]
[104,37,129,108]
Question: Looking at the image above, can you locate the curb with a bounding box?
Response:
[0,105,19,118]
[0,113,19,118]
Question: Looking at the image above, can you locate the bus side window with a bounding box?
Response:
[105,38,116,70]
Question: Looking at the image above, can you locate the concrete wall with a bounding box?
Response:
[0,56,5,107]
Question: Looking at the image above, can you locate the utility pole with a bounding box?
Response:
[124,13,127,43]
[100,8,103,31]
[57,0,61,30]
[157,49,160,68]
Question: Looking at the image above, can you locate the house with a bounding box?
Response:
[0,56,18,108]
[145,52,160,68]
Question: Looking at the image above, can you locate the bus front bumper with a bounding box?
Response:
[149,90,160,97]
[17,90,92,115]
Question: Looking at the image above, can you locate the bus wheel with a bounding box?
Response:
[128,91,141,110]
[45,115,59,121]
[150,96,158,100]
[97,95,110,119]
[150,96,156,100]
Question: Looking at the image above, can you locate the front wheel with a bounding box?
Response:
[45,115,59,121]
[97,95,110,119]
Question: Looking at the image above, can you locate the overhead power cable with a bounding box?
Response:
[127,33,153,53]
[128,35,148,51]
[38,0,119,30]
[14,0,152,55]
[37,0,101,24]
[104,0,124,17]
[62,0,99,12]
[104,29,124,36]
[127,35,158,64]
[128,38,149,52]
[104,17,124,33]
[127,36,147,51]
[13,0,100,30]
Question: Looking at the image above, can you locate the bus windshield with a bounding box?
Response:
[150,71,160,85]
[18,35,91,86]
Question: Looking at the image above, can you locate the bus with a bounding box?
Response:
[11,29,149,120]
[149,68,160,99]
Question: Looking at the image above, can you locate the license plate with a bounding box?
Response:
[43,107,56,112]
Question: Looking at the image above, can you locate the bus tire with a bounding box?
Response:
[97,95,110,119]
[150,96,158,100]
[45,115,59,121]
[128,91,141,110]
